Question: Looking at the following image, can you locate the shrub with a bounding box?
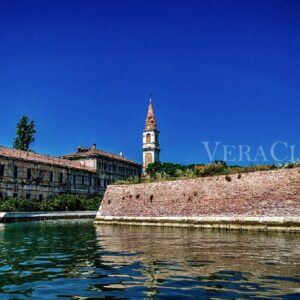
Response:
[0,197,40,212]
[196,162,230,177]
[225,175,232,182]
[114,177,141,185]
[145,162,197,179]
[0,194,102,212]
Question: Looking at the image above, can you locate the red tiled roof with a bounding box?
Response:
[0,147,96,172]
[63,147,142,167]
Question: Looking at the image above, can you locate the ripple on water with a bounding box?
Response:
[0,265,12,272]
[0,220,299,299]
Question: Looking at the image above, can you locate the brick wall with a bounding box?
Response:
[98,168,300,217]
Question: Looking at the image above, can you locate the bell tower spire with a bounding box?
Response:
[143,95,160,171]
[145,95,157,130]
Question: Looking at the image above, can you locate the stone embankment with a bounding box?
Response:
[95,168,300,232]
[0,211,97,223]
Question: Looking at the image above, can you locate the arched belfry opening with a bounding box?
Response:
[146,133,151,143]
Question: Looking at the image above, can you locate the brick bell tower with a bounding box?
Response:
[143,96,160,172]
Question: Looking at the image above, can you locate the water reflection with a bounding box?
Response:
[95,225,300,299]
[0,220,299,299]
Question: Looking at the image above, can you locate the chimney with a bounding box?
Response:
[78,146,89,153]
[119,152,123,157]
[91,143,97,150]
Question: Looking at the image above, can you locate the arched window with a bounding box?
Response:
[146,133,151,143]
[145,153,153,166]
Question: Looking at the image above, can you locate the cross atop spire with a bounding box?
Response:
[145,96,157,130]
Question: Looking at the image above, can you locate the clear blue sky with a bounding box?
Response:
[0,0,299,165]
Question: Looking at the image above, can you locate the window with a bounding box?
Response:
[0,165,5,177]
[82,176,85,185]
[103,163,107,171]
[50,171,54,182]
[39,170,44,178]
[13,193,18,198]
[13,166,18,179]
[39,194,43,201]
[146,133,151,143]
[26,193,31,200]
[145,153,153,166]
[73,175,77,184]
[95,178,100,187]
[59,173,63,184]
[27,168,32,180]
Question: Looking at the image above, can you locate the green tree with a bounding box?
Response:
[13,116,36,151]
[146,161,189,178]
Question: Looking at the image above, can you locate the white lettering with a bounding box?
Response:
[238,145,251,162]
[202,141,221,161]
[253,146,268,162]
[223,145,236,162]
[270,141,288,162]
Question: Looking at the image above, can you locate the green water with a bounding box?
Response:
[0,220,299,299]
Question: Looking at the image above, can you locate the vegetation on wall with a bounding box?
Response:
[0,194,102,212]
[114,161,299,185]
[13,116,36,151]
[145,161,199,178]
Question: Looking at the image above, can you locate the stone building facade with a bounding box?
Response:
[142,98,160,170]
[0,144,142,200]
[62,144,142,193]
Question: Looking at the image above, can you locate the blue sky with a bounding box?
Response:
[0,0,299,165]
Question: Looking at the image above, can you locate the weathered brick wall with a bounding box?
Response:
[0,157,99,200]
[98,168,300,217]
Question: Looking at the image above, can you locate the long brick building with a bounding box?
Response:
[0,144,142,200]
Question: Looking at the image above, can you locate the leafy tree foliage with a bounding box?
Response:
[13,116,36,151]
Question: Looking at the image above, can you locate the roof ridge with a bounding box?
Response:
[63,147,141,166]
[0,146,96,172]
